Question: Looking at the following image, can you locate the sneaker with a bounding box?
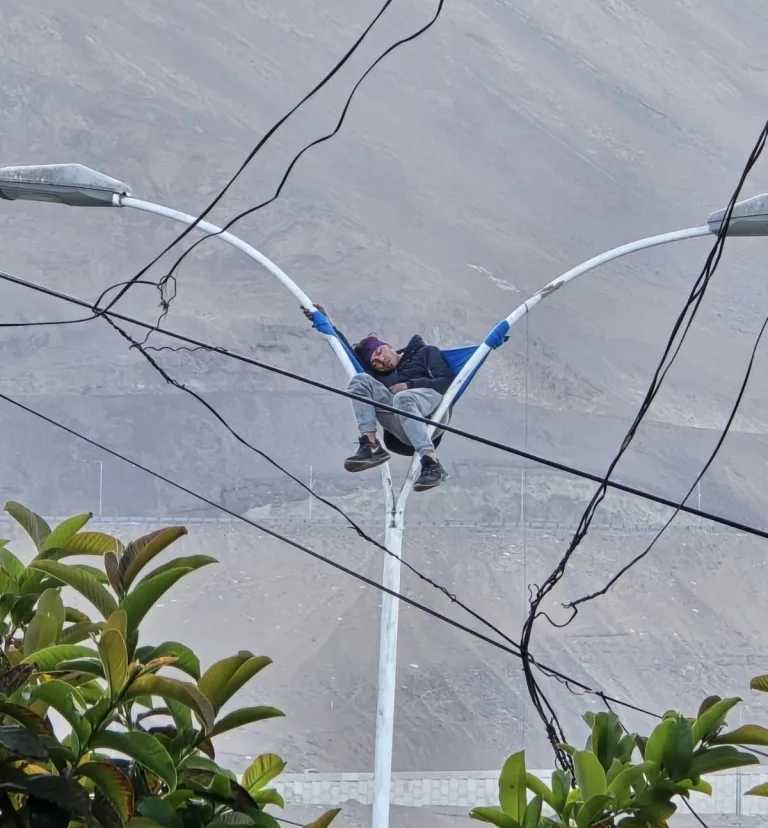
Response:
[414,455,448,491]
[343,436,391,473]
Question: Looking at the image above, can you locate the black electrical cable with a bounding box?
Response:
[518,118,768,771]
[567,311,768,615]
[1,267,765,541]
[96,0,442,318]
[133,0,446,336]
[0,384,660,720]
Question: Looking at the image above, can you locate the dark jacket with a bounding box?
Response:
[336,329,455,395]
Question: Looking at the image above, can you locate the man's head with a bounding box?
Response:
[358,334,400,373]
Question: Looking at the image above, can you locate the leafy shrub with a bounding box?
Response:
[0,501,339,828]
[471,700,768,828]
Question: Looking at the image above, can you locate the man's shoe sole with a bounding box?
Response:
[344,453,391,473]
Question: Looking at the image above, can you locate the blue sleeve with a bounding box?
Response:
[407,346,455,394]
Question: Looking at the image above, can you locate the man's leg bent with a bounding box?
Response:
[393,389,444,457]
[348,373,393,435]
[344,373,393,472]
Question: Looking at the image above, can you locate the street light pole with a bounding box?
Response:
[2,164,768,828]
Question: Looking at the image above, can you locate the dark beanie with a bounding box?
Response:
[358,335,388,368]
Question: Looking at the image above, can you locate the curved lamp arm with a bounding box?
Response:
[394,224,712,511]
[120,195,397,514]
[121,196,361,380]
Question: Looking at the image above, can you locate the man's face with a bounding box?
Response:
[370,343,399,372]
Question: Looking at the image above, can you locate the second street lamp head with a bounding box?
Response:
[0,163,131,207]
[708,193,768,237]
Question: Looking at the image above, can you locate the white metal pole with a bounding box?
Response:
[372,477,401,828]
[98,461,103,518]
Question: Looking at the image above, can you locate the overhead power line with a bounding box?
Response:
[1,268,765,541]
[518,118,768,771]
[0,385,658,722]
[97,0,445,321]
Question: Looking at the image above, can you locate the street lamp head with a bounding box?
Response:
[707,193,768,237]
[0,163,131,207]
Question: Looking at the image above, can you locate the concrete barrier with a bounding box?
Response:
[270,768,768,814]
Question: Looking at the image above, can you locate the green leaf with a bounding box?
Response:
[644,718,674,766]
[93,792,124,828]
[746,782,768,797]
[0,766,90,820]
[75,760,135,821]
[105,551,122,595]
[72,563,111,584]
[0,565,18,596]
[138,555,217,584]
[551,769,571,814]
[0,700,53,734]
[304,810,342,828]
[56,657,106,679]
[64,531,125,557]
[119,526,189,592]
[135,641,201,680]
[58,621,104,645]
[522,795,542,828]
[5,500,51,549]
[576,794,614,828]
[573,750,607,801]
[691,697,741,744]
[221,656,273,707]
[750,674,768,693]
[92,729,177,790]
[711,724,768,746]
[591,711,622,771]
[607,762,655,806]
[664,713,694,779]
[0,723,48,758]
[198,652,261,713]
[633,788,677,824]
[697,695,722,718]
[166,697,193,733]
[470,808,521,828]
[251,788,285,809]
[22,644,99,672]
[209,706,285,737]
[617,819,650,828]
[137,796,183,828]
[99,627,129,695]
[124,674,215,732]
[65,606,91,623]
[677,778,713,795]
[689,745,759,775]
[29,679,91,742]
[242,753,286,793]
[120,567,193,632]
[23,588,65,656]
[525,773,556,811]
[0,546,25,579]
[498,751,527,821]
[40,513,93,554]
[29,560,118,620]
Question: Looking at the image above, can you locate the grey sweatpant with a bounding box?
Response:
[348,372,447,457]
